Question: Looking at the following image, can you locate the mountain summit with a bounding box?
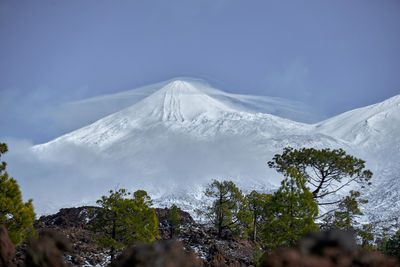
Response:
[25,79,400,225]
[36,79,311,150]
[55,78,323,133]
[131,79,236,122]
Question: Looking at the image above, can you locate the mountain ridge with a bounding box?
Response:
[52,78,323,135]
[315,94,400,146]
[24,78,400,224]
[34,79,313,150]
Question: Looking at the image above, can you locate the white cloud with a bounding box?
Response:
[3,132,279,215]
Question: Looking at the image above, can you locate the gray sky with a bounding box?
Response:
[1,0,399,144]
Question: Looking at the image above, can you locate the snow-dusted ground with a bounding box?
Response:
[6,78,399,225]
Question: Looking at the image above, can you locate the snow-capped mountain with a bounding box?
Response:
[316,95,400,149]
[35,80,315,150]
[23,78,400,223]
[53,78,322,133]
[315,95,400,225]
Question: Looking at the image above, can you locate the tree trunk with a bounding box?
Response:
[218,212,223,238]
[253,215,257,241]
[312,172,326,198]
[111,219,116,262]
[218,193,223,238]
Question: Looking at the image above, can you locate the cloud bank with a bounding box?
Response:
[3,132,279,215]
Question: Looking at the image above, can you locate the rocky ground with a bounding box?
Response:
[11,206,258,266]
[5,206,399,267]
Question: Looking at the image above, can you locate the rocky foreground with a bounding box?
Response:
[11,206,257,266]
[2,206,399,267]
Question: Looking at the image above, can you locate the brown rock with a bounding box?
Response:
[72,255,86,265]
[25,230,71,267]
[0,225,15,267]
[207,244,227,267]
[259,231,400,267]
[110,240,203,267]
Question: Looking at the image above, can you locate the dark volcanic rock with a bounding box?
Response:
[259,231,400,267]
[156,207,195,225]
[12,206,400,267]
[155,207,195,239]
[110,240,203,267]
[207,243,228,267]
[28,207,108,266]
[36,206,99,228]
[15,206,259,266]
[0,225,15,267]
[260,248,400,267]
[25,230,71,267]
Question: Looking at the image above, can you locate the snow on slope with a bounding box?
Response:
[316,95,400,148]
[313,95,400,224]
[51,78,322,132]
[34,79,317,151]
[25,78,400,223]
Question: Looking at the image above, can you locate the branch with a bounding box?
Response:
[318,176,357,198]
[317,207,340,219]
[318,199,342,206]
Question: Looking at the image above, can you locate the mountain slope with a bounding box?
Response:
[23,78,400,222]
[35,79,316,151]
[52,78,322,133]
[311,95,400,224]
[316,95,400,148]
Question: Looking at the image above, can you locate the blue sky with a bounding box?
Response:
[1,0,399,144]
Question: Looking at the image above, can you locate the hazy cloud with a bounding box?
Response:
[3,131,279,215]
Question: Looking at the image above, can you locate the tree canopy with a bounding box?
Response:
[0,143,36,245]
[167,204,180,239]
[262,167,319,248]
[268,147,372,203]
[332,190,367,231]
[92,188,159,261]
[386,231,400,260]
[246,190,271,241]
[199,180,246,238]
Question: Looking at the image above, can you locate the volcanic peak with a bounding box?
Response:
[136,79,236,122]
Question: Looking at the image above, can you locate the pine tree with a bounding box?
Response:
[358,224,375,249]
[131,190,159,242]
[92,189,159,261]
[252,244,263,266]
[268,147,372,220]
[332,190,367,231]
[235,197,253,239]
[246,190,271,241]
[0,143,36,245]
[167,204,180,239]
[199,180,245,238]
[262,167,318,248]
[386,231,400,260]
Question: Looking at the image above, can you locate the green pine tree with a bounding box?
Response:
[252,244,263,267]
[198,180,246,238]
[0,143,36,245]
[235,197,253,239]
[385,231,400,260]
[92,188,159,261]
[358,224,375,249]
[262,167,318,248]
[268,147,372,221]
[377,228,390,254]
[167,204,180,239]
[332,190,367,231]
[247,190,271,241]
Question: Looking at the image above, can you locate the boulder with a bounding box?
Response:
[0,225,15,267]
